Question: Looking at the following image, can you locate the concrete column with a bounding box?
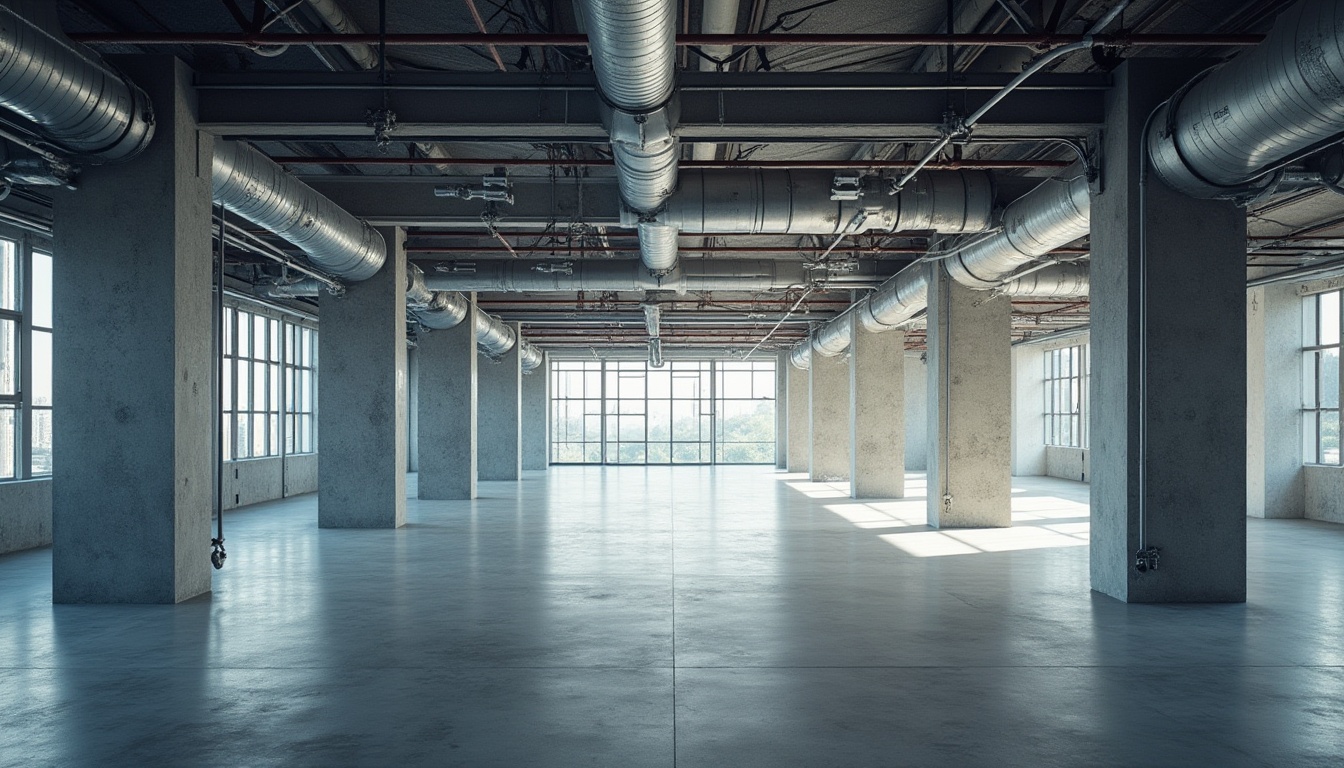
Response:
[904,352,928,471]
[407,347,419,473]
[478,322,522,481]
[1090,60,1247,603]
[522,352,550,470]
[318,227,407,528]
[51,57,213,603]
[1247,282,1305,518]
[809,348,850,482]
[775,352,788,469]
[786,359,810,472]
[417,298,477,499]
[849,318,905,498]
[926,263,1012,528]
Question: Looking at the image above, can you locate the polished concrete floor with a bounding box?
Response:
[1,468,1342,767]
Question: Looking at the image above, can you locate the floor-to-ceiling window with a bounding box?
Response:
[549,359,776,465]
[0,233,53,482]
[1043,344,1088,449]
[222,300,318,462]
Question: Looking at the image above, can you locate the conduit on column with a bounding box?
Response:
[577,0,681,274]
[1148,0,1344,200]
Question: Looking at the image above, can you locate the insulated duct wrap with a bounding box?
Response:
[0,0,154,162]
[578,0,681,272]
[1147,0,1344,198]
[655,170,995,235]
[859,266,931,334]
[475,310,517,356]
[944,175,1091,289]
[519,340,543,372]
[213,141,387,282]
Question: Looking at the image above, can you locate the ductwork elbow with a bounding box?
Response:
[1146,0,1344,200]
[0,0,154,163]
[790,343,812,370]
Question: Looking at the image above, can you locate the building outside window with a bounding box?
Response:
[550,359,776,465]
[1044,344,1088,449]
[222,301,317,461]
[0,234,53,481]
[1303,290,1340,465]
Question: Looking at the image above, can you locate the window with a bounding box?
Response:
[0,235,54,481]
[222,302,317,461]
[549,359,776,465]
[1303,291,1340,465]
[715,360,777,463]
[1044,344,1088,449]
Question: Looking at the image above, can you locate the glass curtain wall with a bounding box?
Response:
[550,359,776,465]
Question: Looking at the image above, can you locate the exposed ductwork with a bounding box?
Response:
[998,262,1090,298]
[213,141,387,282]
[690,0,741,162]
[944,175,1091,289]
[0,0,154,164]
[422,258,891,294]
[645,170,995,235]
[789,174,1095,367]
[642,301,664,367]
[263,271,542,370]
[1148,0,1344,200]
[577,0,681,273]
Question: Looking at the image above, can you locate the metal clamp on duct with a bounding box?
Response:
[641,170,994,235]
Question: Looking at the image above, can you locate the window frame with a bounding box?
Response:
[1302,290,1341,466]
[0,227,55,482]
[1043,344,1089,450]
[222,297,318,462]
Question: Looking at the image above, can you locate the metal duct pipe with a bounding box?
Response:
[944,175,1091,289]
[256,276,535,367]
[999,262,1090,298]
[858,266,930,334]
[641,302,662,337]
[0,0,154,162]
[416,291,469,330]
[649,170,995,235]
[1148,0,1344,199]
[422,258,888,293]
[790,343,812,370]
[213,141,386,281]
[577,0,681,273]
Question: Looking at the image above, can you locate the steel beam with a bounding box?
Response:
[195,71,1109,142]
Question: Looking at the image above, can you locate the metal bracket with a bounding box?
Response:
[365,107,398,149]
[1135,546,1161,573]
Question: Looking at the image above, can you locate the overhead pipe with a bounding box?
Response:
[944,175,1091,288]
[213,141,387,281]
[261,270,542,370]
[422,258,890,293]
[0,0,154,163]
[1148,0,1344,200]
[576,0,682,273]
[690,0,741,162]
[646,170,995,235]
[998,262,1089,298]
[788,174,1094,367]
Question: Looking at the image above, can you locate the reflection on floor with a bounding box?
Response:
[0,468,1341,766]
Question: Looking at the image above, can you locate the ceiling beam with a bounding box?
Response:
[195,71,1109,142]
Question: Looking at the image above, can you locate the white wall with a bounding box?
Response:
[1247,281,1307,518]
[904,352,927,471]
[1011,344,1045,476]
